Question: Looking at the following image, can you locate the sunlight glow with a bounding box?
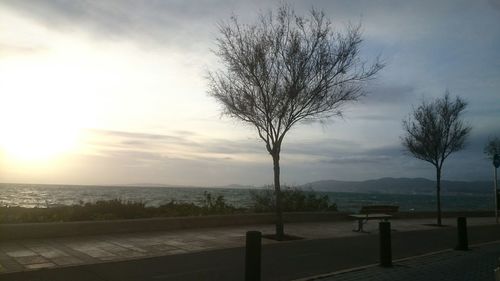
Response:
[0,57,86,163]
[0,10,97,163]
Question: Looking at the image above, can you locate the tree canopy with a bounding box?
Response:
[402,92,471,170]
[208,6,383,156]
[484,137,500,159]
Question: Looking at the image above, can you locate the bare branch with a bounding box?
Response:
[207,5,383,153]
[401,92,471,169]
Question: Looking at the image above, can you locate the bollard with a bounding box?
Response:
[494,258,500,281]
[379,221,392,267]
[245,231,262,281]
[455,217,469,251]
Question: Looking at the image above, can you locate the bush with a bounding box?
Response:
[0,193,241,224]
[0,189,336,224]
[249,186,337,213]
[199,191,238,215]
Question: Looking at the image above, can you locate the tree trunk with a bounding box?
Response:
[272,153,284,240]
[436,167,442,226]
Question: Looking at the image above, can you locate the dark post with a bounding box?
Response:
[455,217,469,251]
[245,231,262,281]
[379,221,392,267]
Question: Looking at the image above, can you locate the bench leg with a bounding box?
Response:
[353,219,370,233]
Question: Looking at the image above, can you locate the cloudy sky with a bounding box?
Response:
[0,0,499,186]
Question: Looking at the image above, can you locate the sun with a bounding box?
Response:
[0,116,80,163]
[0,95,82,163]
[0,55,88,163]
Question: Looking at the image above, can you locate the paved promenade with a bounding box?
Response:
[0,216,499,280]
[309,241,500,281]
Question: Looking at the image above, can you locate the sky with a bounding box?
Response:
[0,0,499,186]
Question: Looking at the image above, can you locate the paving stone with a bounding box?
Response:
[175,244,207,252]
[316,245,500,281]
[98,244,128,253]
[30,246,68,259]
[140,244,178,253]
[14,255,49,265]
[76,248,115,259]
[114,250,147,259]
[98,255,122,261]
[0,255,24,272]
[164,249,189,255]
[24,262,56,270]
[6,250,37,258]
[47,241,100,263]
[163,240,189,247]
[50,256,84,266]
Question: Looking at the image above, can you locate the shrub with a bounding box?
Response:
[199,191,238,215]
[0,189,336,224]
[249,186,337,213]
[0,193,240,224]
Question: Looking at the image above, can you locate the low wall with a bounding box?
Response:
[0,212,348,240]
[394,210,494,219]
[0,211,493,241]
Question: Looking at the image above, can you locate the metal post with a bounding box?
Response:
[245,231,262,281]
[455,217,469,251]
[494,154,500,223]
[494,258,500,281]
[379,221,392,267]
[496,167,499,224]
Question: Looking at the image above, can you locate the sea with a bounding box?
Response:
[0,183,494,212]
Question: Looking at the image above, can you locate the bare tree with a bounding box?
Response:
[484,137,500,159]
[207,5,383,239]
[402,92,471,226]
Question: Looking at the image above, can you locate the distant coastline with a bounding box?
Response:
[2,177,491,195]
[0,178,495,212]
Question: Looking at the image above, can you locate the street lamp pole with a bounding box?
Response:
[494,154,500,224]
[496,166,498,224]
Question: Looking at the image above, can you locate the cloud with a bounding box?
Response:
[89,129,185,141]
[321,155,392,165]
[362,84,415,104]
[0,43,46,56]
[2,1,499,186]
[0,0,264,52]
[83,128,265,163]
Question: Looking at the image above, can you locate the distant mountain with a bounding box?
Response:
[121,183,189,188]
[121,183,257,189]
[121,177,491,195]
[216,184,258,189]
[303,177,492,195]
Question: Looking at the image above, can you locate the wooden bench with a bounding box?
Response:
[349,205,399,233]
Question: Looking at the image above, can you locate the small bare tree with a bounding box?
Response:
[208,5,383,239]
[402,92,471,226]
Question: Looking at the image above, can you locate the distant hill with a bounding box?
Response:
[121,177,491,195]
[122,183,257,189]
[303,177,492,195]
[216,184,258,189]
